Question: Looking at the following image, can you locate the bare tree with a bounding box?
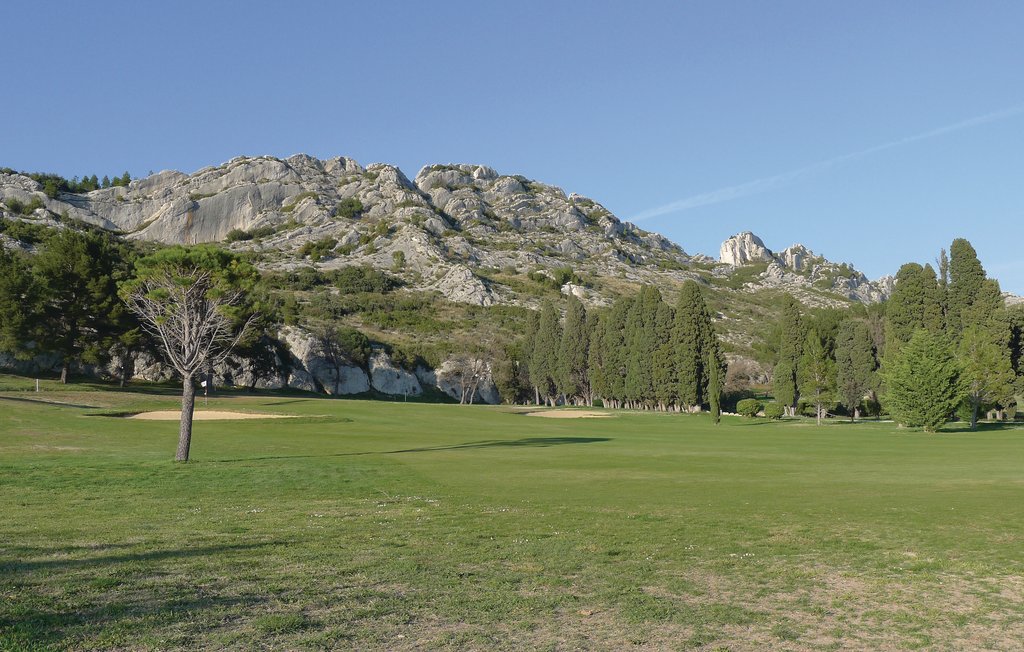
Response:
[121,246,258,461]
[450,355,487,404]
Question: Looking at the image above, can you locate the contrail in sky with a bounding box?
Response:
[630,104,1024,222]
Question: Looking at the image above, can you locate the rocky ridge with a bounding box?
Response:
[719,231,895,303]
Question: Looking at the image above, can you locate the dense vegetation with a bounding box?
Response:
[0,214,1021,428]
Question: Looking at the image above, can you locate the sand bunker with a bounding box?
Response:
[525,410,611,419]
[125,410,296,421]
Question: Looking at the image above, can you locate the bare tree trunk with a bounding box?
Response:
[534,386,540,406]
[60,361,69,384]
[970,401,979,431]
[119,351,133,388]
[177,375,196,462]
[852,407,859,422]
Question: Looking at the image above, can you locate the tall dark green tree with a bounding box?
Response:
[798,329,834,425]
[947,238,995,334]
[674,281,718,411]
[881,329,962,432]
[834,320,877,420]
[708,350,721,424]
[884,263,944,350]
[651,301,677,411]
[773,295,804,416]
[33,229,131,383]
[0,248,40,360]
[558,295,590,405]
[625,286,661,408]
[530,300,562,406]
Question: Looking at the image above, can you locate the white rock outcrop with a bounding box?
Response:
[720,232,773,266]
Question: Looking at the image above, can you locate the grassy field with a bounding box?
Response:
[2,381,1024,650]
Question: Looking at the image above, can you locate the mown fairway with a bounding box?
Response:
[3,383,1024,650]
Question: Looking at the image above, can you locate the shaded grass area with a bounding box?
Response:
[2,387,1024,650]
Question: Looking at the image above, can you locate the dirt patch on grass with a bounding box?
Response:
[124,410,297,421]
[524,410,612,419]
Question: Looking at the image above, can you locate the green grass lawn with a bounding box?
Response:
[2,382,1024,650]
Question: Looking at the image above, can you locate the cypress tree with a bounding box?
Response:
[834,320,877,420]
[651,301,676,410]
[625,286,660,408]
[948,238,988,334]
[775,295,804,415]
[523,309,541,404]
[531,301,562,405]
[558,295,589,405]
[798,329,834,425]
[674,281,716,411]
[708,349,721,424]
[885,263,944,350]
[881,329,962,432]
[600,297,632,408]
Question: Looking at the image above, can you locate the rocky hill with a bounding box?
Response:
[1,154,910,394]
[0,154,894,309]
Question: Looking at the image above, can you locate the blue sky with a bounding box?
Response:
[3,1,1022,292]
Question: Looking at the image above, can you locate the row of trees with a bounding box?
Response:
[504,282,725,414]
[758,238,1022,431]
[0,169,133,197]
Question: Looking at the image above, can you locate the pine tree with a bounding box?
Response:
[957,325,1015,429]
[772,359,796,413]
[101,175,111,189]
[798,330,834,425]
[0,249,41,359]
[881,329,962,432]
[834,320,877,420]
[597,297,632,408]
[33,229,129,383]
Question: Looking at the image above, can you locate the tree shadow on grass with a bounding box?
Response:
[0,395,101,409]
[2,540,287,573]
[210,436,612,463]
[0,540,288,649]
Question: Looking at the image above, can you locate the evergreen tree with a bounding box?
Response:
[881,329,962,432]
[625,286,660,408]
[0,248,41,359]
[674,281,717,411]
[947,238,987,334]
[558,295,589,405]
[523,308,541,404]
[834,320,877,420]
[708,349,721,424]
[531,300,562,405]
[651,301,677,410]
[957,325,1015,429]
[774,295,804,415]
[101,175,111,188]
[772,359,796,414]
[597,297,632,408]
[33,229,129,382]
[798,329,834,425]
[885,263,944,349]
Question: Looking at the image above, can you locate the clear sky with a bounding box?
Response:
[4,1,1022,292]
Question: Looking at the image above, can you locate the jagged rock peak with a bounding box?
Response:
[720,232,773,266]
